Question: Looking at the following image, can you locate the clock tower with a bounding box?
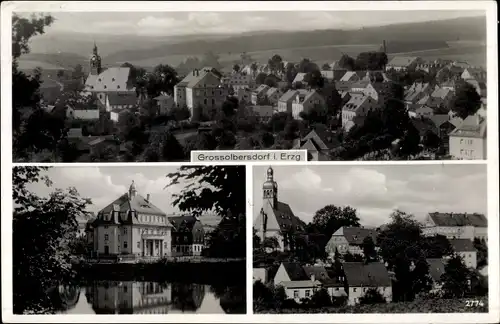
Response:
[90,41,102,75]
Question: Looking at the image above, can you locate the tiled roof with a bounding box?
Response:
[387,56,419,67]
[431,87,452,100]
[282,262,307,281]
[293,73,307,83]
[342,94,374,112]
[100,193,166,217]
[427,258,446,282]
[302,127,339,150]
[303,266,331,282]
[449,115,486,138]
[254,84,270,95]
[449,239,476,252]
[430,114,452,128]
[279,90,298,103]
[107,92,137,106]
[169,215,199,231]
[266,200,306,233]
[429,212,487,227]
[280,280,322,289]
[85,67,133,92]
[337,226,378,245]
[266,87,279,97]
[343,262,391,287]
[187,70,221,88]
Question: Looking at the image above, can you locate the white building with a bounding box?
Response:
[325,226,378,259]
[449,115,487,160]
[449,239,478,269]
[422,212,488,242]
[342,262,392,306]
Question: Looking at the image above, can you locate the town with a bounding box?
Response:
[12,13,487,162]
[12,165,246,314]
[252,166,488,313]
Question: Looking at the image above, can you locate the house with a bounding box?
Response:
[105,92,137,113]
[325,227,378,259]
[341,94,378,132]
[110,108,130,123]
[415,105,435,118]
[350,81,371,94]
[84,43,136,107]
[342,262,392,306]
[422,212,488,241]
[416,61,446,74]
[386,56,420,72]
[449,115,487,160]
[340,71,363,82]
[67,106,100,120]
[278,90,298,113]
[320,70,335,83]
[90,181,172,258]
[404,82,438,108]
[234,88,252,104]
[330,61,348,80]
[227,72,254,90]
[427,258,446,293]
[251,84,271,105]
[449,239,477,269]
[253,267,268,283]
[291,89,326,119]
[411,117,440,143]
[67,127,83,139]
[169,215,205,256]
[461,67,486,83]
[184,69,228,120]
[292,73,308,86]
[430,114,457,152]
[292,125,339,161]
[430,87,454,109]
[466,79,487,98]
[266,87,281,106]
[273,262,326,302]
[153,93,175,115]
[254,167,306,252]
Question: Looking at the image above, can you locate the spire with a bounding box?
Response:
[93,41,98,56]
[266,166,274,181]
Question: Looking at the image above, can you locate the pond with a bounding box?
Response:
[53,281,246,314]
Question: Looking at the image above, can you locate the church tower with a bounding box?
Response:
[262,166,278,209]
[90,41,102,75]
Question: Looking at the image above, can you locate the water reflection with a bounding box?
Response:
[56,281,244,314]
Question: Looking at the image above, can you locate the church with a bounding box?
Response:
[88,181,172,259]
[84,43,138,113]
[253,167,306,252]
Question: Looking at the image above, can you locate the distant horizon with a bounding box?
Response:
[15,11,485,38]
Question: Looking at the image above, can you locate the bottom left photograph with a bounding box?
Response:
[11,165,246,315]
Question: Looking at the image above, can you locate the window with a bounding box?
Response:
[305,290,310,297]
[293,290,299,298]
[353,288,357,292]
[124,228,128,234]
[164,242,168,248]
[363,288,366,292]
[117,85,120,89]
[124,241,128,248]
[335,287,339,291]
[204,99,208,105]
[104,85,107,89]
[104,234,109,241]
[112,78,115,82]
[137,241,140,248]
[104,225,108,229]
[123,286,127,292]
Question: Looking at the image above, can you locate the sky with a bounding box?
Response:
[26,166,195,215]
[18,10,485,36]
[252,164,487,227]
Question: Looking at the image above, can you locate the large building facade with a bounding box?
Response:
[89,181,172,259]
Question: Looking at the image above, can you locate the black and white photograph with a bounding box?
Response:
[11,9,488,162]
[252,164,489,313]
[12,165,246,314]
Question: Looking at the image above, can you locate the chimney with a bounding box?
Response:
[192,70,195,76]
[146,194,150,202]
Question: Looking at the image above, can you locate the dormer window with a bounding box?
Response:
[112,78,115,82]
[117,85,120,89]
[104,85,107,89]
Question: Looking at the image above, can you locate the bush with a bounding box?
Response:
[310,288,333,307]
[359,288,387,305]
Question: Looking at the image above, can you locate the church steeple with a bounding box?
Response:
[262,166,278,208]
[90,41,102,75]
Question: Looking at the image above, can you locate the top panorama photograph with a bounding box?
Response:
[12,10,488,162]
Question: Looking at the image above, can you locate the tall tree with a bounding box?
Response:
[232,64,241,73]
[145,64,180,97]
[450,82,482,119]
[441,255,471,298]
[362,236,377,262]
[312,205,360,240]
[166,166,246,257]
[338,54,355,71]
[268,54,284,74]
[13,166,90,314]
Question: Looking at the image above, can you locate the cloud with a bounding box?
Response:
[253,165,487,227]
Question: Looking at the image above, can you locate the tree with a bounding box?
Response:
[355,51,388,71]
[116,110,141,141]
[144,64,180,97]
[170,105,191,122]
[263,76,278,88]
[268,54,283,74]
[322,63,331,70]
[255,72,267,85]
[359,288,387,305]
[166,166,246,257]
[158,130,186,161]
[263,237,280,252]
[304,70,325,89]
[411,257,433,296]
[72,64,84,80]
[312,205,360,249]
[362,236,377,262]
[421,235,453,259]
[297,58,319,74]
[422,129,441,151]
[441,255,471,298]
[13,167,90,314]
[310,288,333,307]
[473,238,488,268]
[397,123,422,158]
[450,82,481,119]
[285,63,298,83]
[338,54,355,71]
[222,97,239,117]
[233,64,241,73]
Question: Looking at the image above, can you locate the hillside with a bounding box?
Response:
[103,16,486,63]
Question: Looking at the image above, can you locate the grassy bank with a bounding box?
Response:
[258,297,488,314]
[76,259,246,285]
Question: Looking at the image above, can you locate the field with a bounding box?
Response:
[18,40,486,72]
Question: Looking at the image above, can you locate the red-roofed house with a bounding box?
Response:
[91,181,172,259]
[254,167,306,252]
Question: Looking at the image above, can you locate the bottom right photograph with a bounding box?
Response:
[252,164,488,314]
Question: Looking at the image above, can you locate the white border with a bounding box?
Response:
[1,1,499,323]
